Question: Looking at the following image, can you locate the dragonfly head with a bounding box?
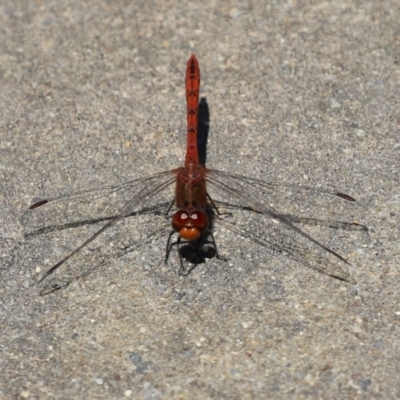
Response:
[172,209,208,241]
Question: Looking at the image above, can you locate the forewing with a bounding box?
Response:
[21,170,177,235]
[206,170,364,220]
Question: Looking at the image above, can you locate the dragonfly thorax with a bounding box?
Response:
[171,209,208,241]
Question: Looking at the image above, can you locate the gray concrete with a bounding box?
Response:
[1,1,399,398]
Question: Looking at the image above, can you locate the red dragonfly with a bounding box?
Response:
[22,55,366,295]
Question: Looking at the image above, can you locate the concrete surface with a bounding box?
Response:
[1,1,399,399]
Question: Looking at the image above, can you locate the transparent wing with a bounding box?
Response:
[207,169,367,283]
[36,222,171,296]
[22,170,177,292]
[22,170,177,233]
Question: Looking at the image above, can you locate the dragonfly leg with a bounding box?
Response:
[165,235,188,275]
[164,230,176,264]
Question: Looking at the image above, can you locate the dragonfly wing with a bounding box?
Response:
[206,170,364,283]
[23,170,177,291]
[206,169,364,220]
[36,224,170,295]
[21,170,177,233]
[212,200,367,232]
[215,213,356,283]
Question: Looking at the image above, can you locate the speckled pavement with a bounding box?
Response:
[1,1,399,399]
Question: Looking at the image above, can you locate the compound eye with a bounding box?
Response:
[189,211,208,232]
[171,210,209,241]
[171,210,189,232]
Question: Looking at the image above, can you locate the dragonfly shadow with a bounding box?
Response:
[198,97,209,167]
[178,239,218,275]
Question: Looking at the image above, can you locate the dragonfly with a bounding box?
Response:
[22,55,367,295]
